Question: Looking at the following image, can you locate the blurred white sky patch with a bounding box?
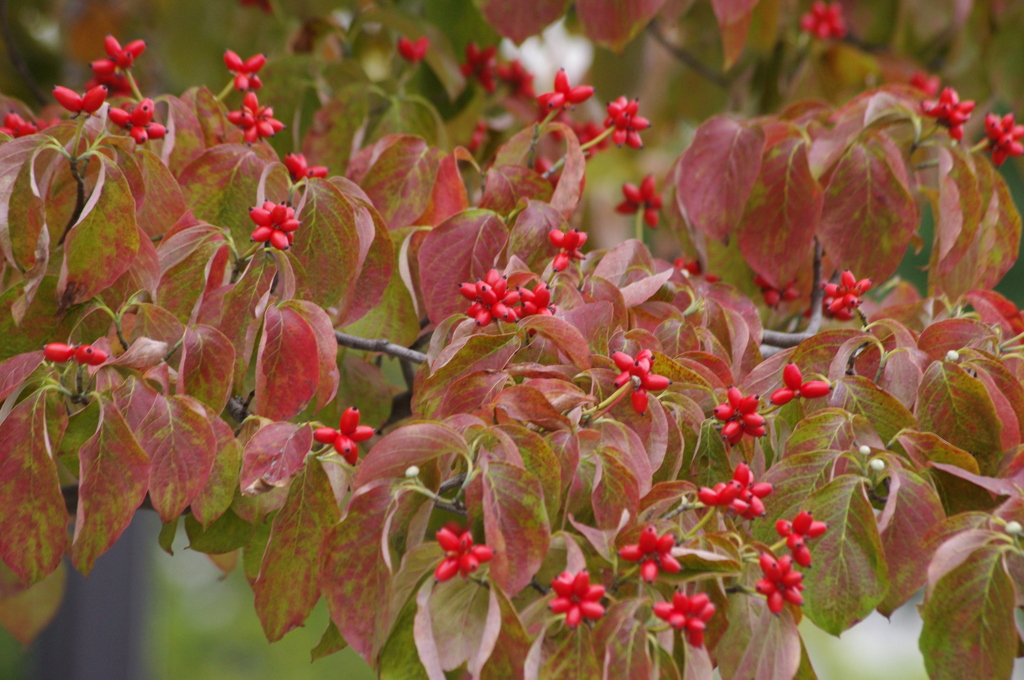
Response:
[501,19,594,92]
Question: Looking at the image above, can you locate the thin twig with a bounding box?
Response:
[432,498,467,516]
[439,474,467,495]
[760,239,824,349]
[335,331,427,364]
[0,0,46,105]
[646,20,729,90]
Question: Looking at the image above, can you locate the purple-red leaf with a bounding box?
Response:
[240,422,314,495]
[254,304,321,421]
[576,0,667,52]
[178,324,235,414]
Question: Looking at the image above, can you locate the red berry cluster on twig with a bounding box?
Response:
[249,201,300,250]
[53,85,108,116]
[909,71,940,97]
[461,43,497,93]
[712,387,765,444]
[776,511,828,567]
[434,525,494,581]
[799,2,847,39]
[984,112,1024,167]
[616,175,662,228]
[654,592,716,647]
[496,60,535,99]
[224,50,267,91]
[44,343,108,366]
[548,228,588,272]
[770,363,832,405]
[618,525,681,583]
[822,269,871,321]
[604,97,649,149]
[756,553,804,614]
[612,350,670,415]
[674,257,719,283]
[284,153,328,182]
[459,269,521,325]
[519,281,554,317]
[228,92,285,143]
[697,463,773,519]
[0,113,39,138]
[313,407,375,465]
[921,87,975,141]
[109,98,166,145]
[754,275,799,308]
[91,35,146,75]
[537,69,593,110]
[397,36,429,64]
[549,571,605,628]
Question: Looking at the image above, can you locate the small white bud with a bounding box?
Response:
[869,458,885,472]
[404,465,420,478]
[1006,521,1023,536]
[945,350,960,362]
[858,445,871,456]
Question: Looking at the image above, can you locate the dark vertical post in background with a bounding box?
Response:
[29,512,156,680]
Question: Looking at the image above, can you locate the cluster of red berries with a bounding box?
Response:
[283,153,328,182]
[822,269,871,321]
[43,342,108,366]
[653,591,716,647]
[0,112,41,138]
[461,43,498,93]
[53,85,108,116]
[109,98,166,145]
[227,92,284,143]
[615,175,662,228]
[799,1,847,39]
[618,526,681,583]
[573,120,610,157]
[604,97,649,149]
[674,257,719,283]
[459,269,522,326]
[909,71,941,97]
[712,387,765,444]
[754,275,799,308]
[434,525,494,582]
[775,511,828,567]
[548,228,588,272]
[549,571,605,628]
[397,36,429,64]
[224,51,267,91]
[537,69,593,110]
[984,112,1024,167]
[467,119,488,153]
[612,350,670,415]
[496,60,535,99]
[922,87,975,141]
[697,463,773,519]
[313,407,375,465]
[756,553,804,614]
[91,35,146,75]
[519,281,554,317]
[769,363,831,405]
[249,201,300,250]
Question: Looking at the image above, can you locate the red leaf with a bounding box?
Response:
[507,200,563,271]
[355,422,469,488]
[190,418,242,527]
[133,148,189,238]
[817,132,918,285]
[479,165,552,215]
[711,0,759,68]
[415,150,469,226]
[548,122,587,219]
[517,315,592,369]
[417,209,508,324]
[254,305,321,421]
[0,350,44,403]
[479,0,570,43]
[240,422,314,495]
[335,193,395,327]
[346,135,440,230]
[676,116,765,242]
[178,324,235,414]
[254,458,340,641]
[576,0,667,52]
[280,300,340,412]
[736,131,821,289]
[0,390,67,585]
[71,400,150,575]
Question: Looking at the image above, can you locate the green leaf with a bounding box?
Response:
[57,155,140,310]
[916,361,1003,475]
[191,418,243,528]
[786,408,859,455]
[158,518,177,555]
[178,324,235,414]
[803,474,889,635]
[254,458,341,642]
[310,619,347,662]
[71,400,150,575]
[254,304,321,422]
[0,561,66,645]
[496,424,561,522]
[829,375,915,443]
[920,544,1016,680]
[378,592,430,680]
[0,389,67,585]
[185,507,255,554]
[480,585,531,679]
[755,450,840,544]
[540,624,601,679]
[156,225,225,323]
[736,130,821,289]
[817,132,918,284]
[301,85,369,173]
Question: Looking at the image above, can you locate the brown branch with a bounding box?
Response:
[58,159,87,246]
[646,20,729,90]
[760,239,825,350]
[0,0,46,105]
[335,331,427,364]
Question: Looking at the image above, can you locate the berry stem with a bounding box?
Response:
[124,69,145,102]
[968,138,990,154]
[527,109,561,170]
[215,79,235,102]
[542,126,614,180]
[633,208,645,242]
[581,380,633,422]
[682,506,718,540]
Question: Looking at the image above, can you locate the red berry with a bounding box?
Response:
[44,343,76,362]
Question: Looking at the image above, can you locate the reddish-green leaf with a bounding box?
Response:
[413,332,521,417]
[480,585,532,680]
[916,361,1003,476]
[539,624,601,679]
[417,209,508,324]
[803,474,889,635]
[786,408,859,455]
[191,418,242,527]
[355,422,469,488]
[417,578,501,674]
[57,155,140,310]
[254,458,340,641]
[0,561,66,645]
[676,116,764,242]
[347,135,440,230]
[479,0,569,43]
[133,147,189,238]
[240,422,314,495]
[0,350,43,403]
[711,0,759,68]
[755,450,839,544]
[736,131,821,289]
[932,145,982,278]
[575,0,666,52]
[178,324,235,414]
[0,389,67,585]
[508,201,563,271]
[302,85,369,173]
[71,400,150,575]
[254,304,321,421]
[829,375,915,443]
[817,133,919,284]
[156,224,225,323]
[280,300,340,412]
[920,544,1016,680]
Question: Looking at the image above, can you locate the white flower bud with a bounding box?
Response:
[869,458,885,472]
[405,465,420,478]
[1006,521,1023,536]
[945,350,960,362]
[858,445,871,456]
